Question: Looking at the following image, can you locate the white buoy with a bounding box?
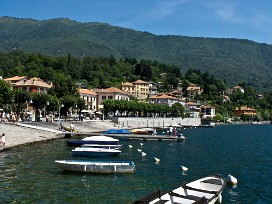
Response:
[226,174,238,185]
[154,157,160,163]
[128,145,133,148]
[141,152,146,157]
[137,149,142,152]
[140,143,143,146]
[180,166,188,172]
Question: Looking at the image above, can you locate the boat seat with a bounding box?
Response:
[134,200,168,204]
[169,191,202,201]
[134,190,163,204]
[182,184,217,194]
[201,179,222,185]
[153,200,169,204]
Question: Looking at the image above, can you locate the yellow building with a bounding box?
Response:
[121,80,149,101]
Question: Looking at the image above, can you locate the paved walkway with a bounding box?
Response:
[0,120,116,151]
[0,123,63,151]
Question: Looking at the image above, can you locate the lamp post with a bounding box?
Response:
[59,103,64,121]
[29,99,33,122]
[44,101,49,122]
[74,104,78,121]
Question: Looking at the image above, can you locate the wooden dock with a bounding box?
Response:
[64,132,185,142]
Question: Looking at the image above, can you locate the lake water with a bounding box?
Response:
[0,125,271,203]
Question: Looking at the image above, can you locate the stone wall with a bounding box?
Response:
[112,117,201,128]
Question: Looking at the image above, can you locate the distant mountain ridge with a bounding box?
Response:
[1,16,272,90]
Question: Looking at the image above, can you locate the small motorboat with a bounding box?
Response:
[67,135,119,146]
[134,174,226,204]
[55,160,135,173]
[72,147,121,157]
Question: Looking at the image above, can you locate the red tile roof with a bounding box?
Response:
[97,87,128,95]
[78,88,97,95]
[133,80,148,84]
[14,77,51,88]
[149,93,177,99]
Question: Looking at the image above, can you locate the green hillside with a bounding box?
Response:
[1,16,272,90]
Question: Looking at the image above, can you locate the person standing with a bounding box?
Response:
[1,133,5,146]
[153,128,157,136]
[169,125,173,136]
[59,120,64,131]
[70,123,74,132]
[173,127,177,136]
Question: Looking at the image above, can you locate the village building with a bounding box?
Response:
[234,106,256,116]
[167,90,183,98]
[78,89,97,112]
[148,82,158,98]
[185,102,202,118]
[186,84,202,99]
[226,85,245,95]
[96,87,129,106]
[149,93,185,106]
[201,105,216,118]
[233,85,245,93]
[5,76,51,93]
[121,79,149,101]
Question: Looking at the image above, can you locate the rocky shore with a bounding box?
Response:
[0,120,116,151]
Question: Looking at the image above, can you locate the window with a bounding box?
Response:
[102,96,106,100]
[108,96,113,99]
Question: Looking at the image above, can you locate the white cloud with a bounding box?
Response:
[205,0,271,26]
[147,0,189,20]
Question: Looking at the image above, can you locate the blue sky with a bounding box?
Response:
[1,0,272,44]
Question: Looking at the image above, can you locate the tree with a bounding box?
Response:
[31,93,50,122]
[50,72,78,98]
[0,79,14,107]
[76,98,86,121]
[60,95,78,121]
[13,88,30,121]
[171,103,184,117]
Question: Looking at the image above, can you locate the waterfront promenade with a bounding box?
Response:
[0,120,115,151]
[0,117,201,151]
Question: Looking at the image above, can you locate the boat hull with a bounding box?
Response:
[67,140,119,146]
[72,147,121,157]
[72,151,120,157]
[67,136,119,146]
[55,160,135,173]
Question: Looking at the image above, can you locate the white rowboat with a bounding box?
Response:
[134,174,226,204]
[55,160,135,173]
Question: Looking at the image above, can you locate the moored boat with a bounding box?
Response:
[104,128,132,134]
[67,135,119,146]
[55,160,135,173]
[72,147,121,157]
[131,128,154,135]
[134,174,226,204]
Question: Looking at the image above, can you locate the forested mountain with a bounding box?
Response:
[1,16,272,90]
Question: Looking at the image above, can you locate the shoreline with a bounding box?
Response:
[1,120,271,151]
